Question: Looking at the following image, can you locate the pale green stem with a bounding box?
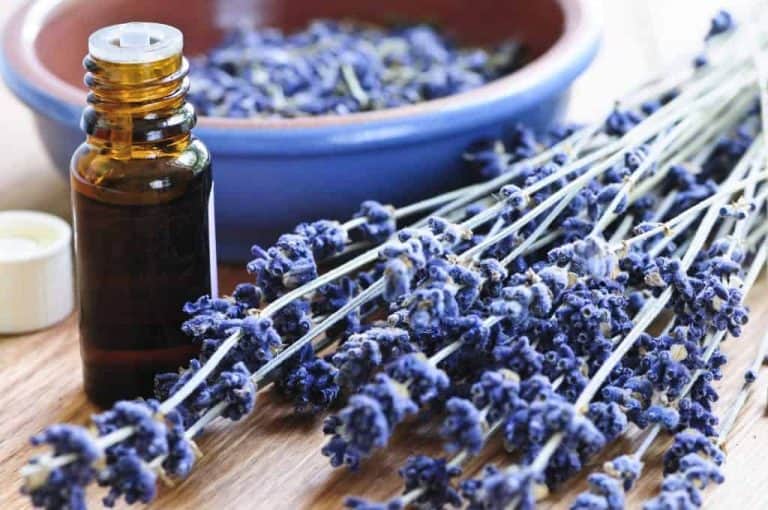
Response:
[158,330,243,415]
[499,189,579,267]
[590,115,707,236]
[463,76,751,263]
[418,129,596,229]
[341,64,370,107]
[260,250,379,317]
[428,316,502,366]
[609,215,636,245]
[613,165,768,251]
[253,279,386,383]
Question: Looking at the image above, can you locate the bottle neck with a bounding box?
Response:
[81,54,196,158]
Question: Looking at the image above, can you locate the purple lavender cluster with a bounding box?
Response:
[188,20,525,118]
[24,403,196,509]
[337,110,755,510]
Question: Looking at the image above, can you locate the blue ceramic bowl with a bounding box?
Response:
[1,0,600,261]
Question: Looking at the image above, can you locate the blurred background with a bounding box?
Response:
[0,0,751,220]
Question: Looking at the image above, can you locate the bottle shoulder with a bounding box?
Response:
[71,138,211,204]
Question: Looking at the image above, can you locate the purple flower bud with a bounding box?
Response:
[98,449,157,507]
[399,455,462,509]
[663,430,724,474]
[706,10,734,39]
[24,425,102,510]
[93,400,168,460]
[356,201,396,243]
[387,353,449,406]
[162,410,196,478]
[461,465,540,510]
[587,402,628,441]
[248,234,318,297]
[278,344,340,413]
[605,107,642,136]
[441,398,485,455]
[645,404,680,430]
[604,455,643,491]
[293,219,349,259]
[464,140,513,179]
[572,473,625,510]
[323,374,416,470]
[210,362,256,421]
[501,184,527,210]
[344,497,403,510]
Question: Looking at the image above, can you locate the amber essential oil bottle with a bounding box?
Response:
[72,23,216,407]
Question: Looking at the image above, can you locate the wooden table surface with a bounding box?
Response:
[2,1,767,509]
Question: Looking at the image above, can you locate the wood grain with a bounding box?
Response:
[1,266,768,509]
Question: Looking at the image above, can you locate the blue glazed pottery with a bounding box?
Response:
[1,0,600,261]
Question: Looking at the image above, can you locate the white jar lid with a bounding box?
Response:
[0,211,74,334]
[89,22,183,64]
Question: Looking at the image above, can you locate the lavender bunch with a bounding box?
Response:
[452,135,765,510]
[344,13,768,509]
[188,20,526,118]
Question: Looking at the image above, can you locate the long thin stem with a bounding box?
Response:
[253,279,385,384]
[590,116,702,236]
[260,251,379,317]
[717,317,768,445]
[341,186,476,232]
[158,330,243,415]
[499,189,578,267]
[613,162,768,251]
[417,129,596,228]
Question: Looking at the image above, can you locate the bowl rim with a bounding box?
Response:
[1,0,602,131]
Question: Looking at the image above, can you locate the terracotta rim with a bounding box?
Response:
[3,0,601,130]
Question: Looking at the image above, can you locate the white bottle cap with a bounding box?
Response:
[89,22,183,64]
[0,211,74,334]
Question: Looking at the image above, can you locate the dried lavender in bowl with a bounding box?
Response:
[188,20,526,118]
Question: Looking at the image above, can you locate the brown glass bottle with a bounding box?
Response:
[71,24,215,407]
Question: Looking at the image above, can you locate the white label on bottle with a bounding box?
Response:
[208,183,219,297]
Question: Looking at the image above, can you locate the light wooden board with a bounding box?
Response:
[2,267,768,509]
